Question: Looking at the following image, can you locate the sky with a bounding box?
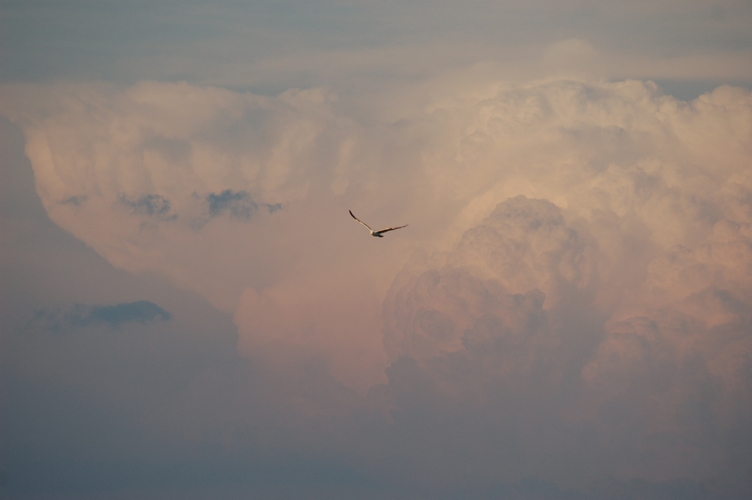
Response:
[1,1,752,498]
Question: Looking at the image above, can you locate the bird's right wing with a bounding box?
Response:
[375,224,408,234]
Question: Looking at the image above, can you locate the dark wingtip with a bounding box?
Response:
[349,210,356,219]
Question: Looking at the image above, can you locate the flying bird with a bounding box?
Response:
[349,210,408,237]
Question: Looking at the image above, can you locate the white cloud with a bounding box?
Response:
[2,76,752,493]
[373,78,752,489]
[1,82,380,311]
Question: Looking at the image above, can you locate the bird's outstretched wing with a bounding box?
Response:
[374,224,408,235]
[349,210,373,231]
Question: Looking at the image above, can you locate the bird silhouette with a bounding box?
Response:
[349,210,408,237]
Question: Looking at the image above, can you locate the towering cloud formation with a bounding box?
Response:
[380,195,752,492]
[2,77,752,495]
[377,80,752,492]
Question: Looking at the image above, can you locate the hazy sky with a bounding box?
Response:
[1,1,752,499]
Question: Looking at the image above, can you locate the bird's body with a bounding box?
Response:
[349,210,408,237]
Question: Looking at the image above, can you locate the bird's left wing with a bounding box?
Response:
[349,210,373,231]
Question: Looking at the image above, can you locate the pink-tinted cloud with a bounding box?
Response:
[2,77,752,497]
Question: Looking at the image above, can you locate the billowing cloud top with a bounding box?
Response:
[2,76,752,496]
[3,0,752,496]
[375,80,752,491]
[2,82,382,310]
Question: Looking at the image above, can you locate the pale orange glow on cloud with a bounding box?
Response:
[2,74,752,496]
[3,0,752,497]
[234,266,390,391]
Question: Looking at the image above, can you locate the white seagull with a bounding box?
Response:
[349,210,408,238]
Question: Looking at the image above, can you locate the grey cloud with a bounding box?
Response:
[450,196,597,296]
[88,300,172,325]
[582,285,752,474]
[481,476,713,500]
[585,476,712,500]
[2,0,751,92]
[206,189,281,220]
[208,189,257,219]
[119,193,177,221]
[378,195,752,495]
[485,478,587,500]
[25,300,171,332]
[60,195,87,207]
[376,198,603,492]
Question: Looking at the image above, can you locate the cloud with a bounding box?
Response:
[2,1,751,92]
[206,189,281,220]
[366,79,752,493]
[0,81,376,311]
[378,198,602,488]
[3,0,752,495]
[119,193,178,225]
[207,190,258,220]
[4,79,750,312]
[2,77,752,497]
[87,300,172,325]
[25,300,171,331]
[378,194,752,492]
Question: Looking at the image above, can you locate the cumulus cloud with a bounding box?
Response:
[373,80,752,493]
[379,193,752,493]
[0,81,388,313]
[2,76,752,496]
